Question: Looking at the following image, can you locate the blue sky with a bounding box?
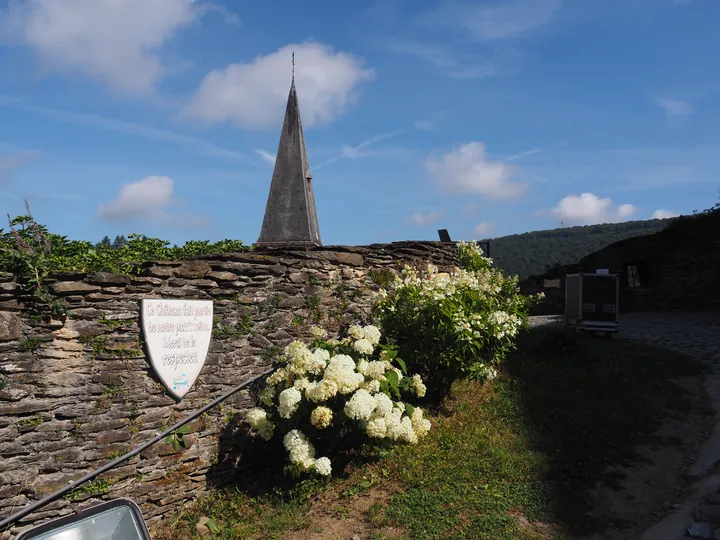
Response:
[0,0,718,246]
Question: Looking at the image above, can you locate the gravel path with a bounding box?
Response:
[528,312,720,364]
[529,311,720,539]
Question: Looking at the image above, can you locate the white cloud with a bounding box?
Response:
[254,149,276,164]
[652,209,680,219]
[182,42,374,129]
[315,129,407,169]
[550,193,636,225]
[428,0,563,41]
[656,98,693,118]
[474,222,493,236]
[426,142,527,199]
[0,0,220,95]
[414,119,434,131]
[389,41,521,79]
[406,210,443,227]
[98,176,175,222]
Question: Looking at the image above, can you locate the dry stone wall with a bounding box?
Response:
[0,242,458,538]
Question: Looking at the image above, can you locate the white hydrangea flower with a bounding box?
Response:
[278,387,302,419]
[245,408,267,429]
[411,374,427,398]
[324,355,363,394]
[374,393,394,417]
[306,379,338,403]
[314,456,332,476]
[246,408,274,440]
[360,379,381,394]
[391,402,405,419]
[326,354,356,372]
[344,389,378,422]
[266,368,289,386]
[347,325,364,340]
[356,359,369,375]
[411,407,431,438]
[287,345,317,376]
[387,415,418,444]
[310,325,328,340]
[310,406,333,429]
[384,414,401,440]
[353,338,374,356]
[365,361,390,380]
[285,340,309,361]
[283,430,316,469]
[313,348,330,363]
[293,378,313,393]
[362,325,382,345]
[308,348,330,375]
[338,371,364,394]
[366,415,387,438]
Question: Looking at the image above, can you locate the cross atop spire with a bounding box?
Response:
[292,51,295,80]
[255,74,322,247]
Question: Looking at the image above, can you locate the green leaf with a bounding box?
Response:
[395,356,407,375]
[405,403,415,417]
[206,517,220,534]
[163,435,173,445]
[386,370,400,399]
[176,424,191,435]
[171,437,181,451]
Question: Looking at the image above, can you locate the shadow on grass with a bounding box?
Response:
[156,326,708,540]
[505,326,706,534]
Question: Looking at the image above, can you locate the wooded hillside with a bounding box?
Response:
[481,219,672,280]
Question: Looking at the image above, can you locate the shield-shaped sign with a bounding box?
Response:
[140,299,214,400]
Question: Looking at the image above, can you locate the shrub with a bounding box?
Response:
[244,325,431,478]
[0,203,248,279]
[0,203,247,316]
[374,240,543,389]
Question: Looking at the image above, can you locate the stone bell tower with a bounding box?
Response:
[255,56,322,247]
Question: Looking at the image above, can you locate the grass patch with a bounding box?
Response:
[379,328,703,538]
[155,481,323,540]
[154,327,704,539]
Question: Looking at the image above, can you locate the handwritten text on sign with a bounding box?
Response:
[141,299,214,400]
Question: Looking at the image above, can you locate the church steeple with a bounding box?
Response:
[256,61,322,247]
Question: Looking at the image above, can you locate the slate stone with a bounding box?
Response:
[86,272,130,286]
[50,282,101,295]
[0,312,21,341]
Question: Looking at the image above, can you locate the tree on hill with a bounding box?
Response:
[94,235,128,250]
[480,218,672,280]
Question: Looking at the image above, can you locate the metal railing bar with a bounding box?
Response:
[0,368,273,531]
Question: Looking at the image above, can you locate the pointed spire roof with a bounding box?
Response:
[255,74,322,247]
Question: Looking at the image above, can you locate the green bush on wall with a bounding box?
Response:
[0,202,248,315]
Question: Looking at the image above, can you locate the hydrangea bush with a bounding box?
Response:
[374,240,543,386]
[244,325,431,478]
